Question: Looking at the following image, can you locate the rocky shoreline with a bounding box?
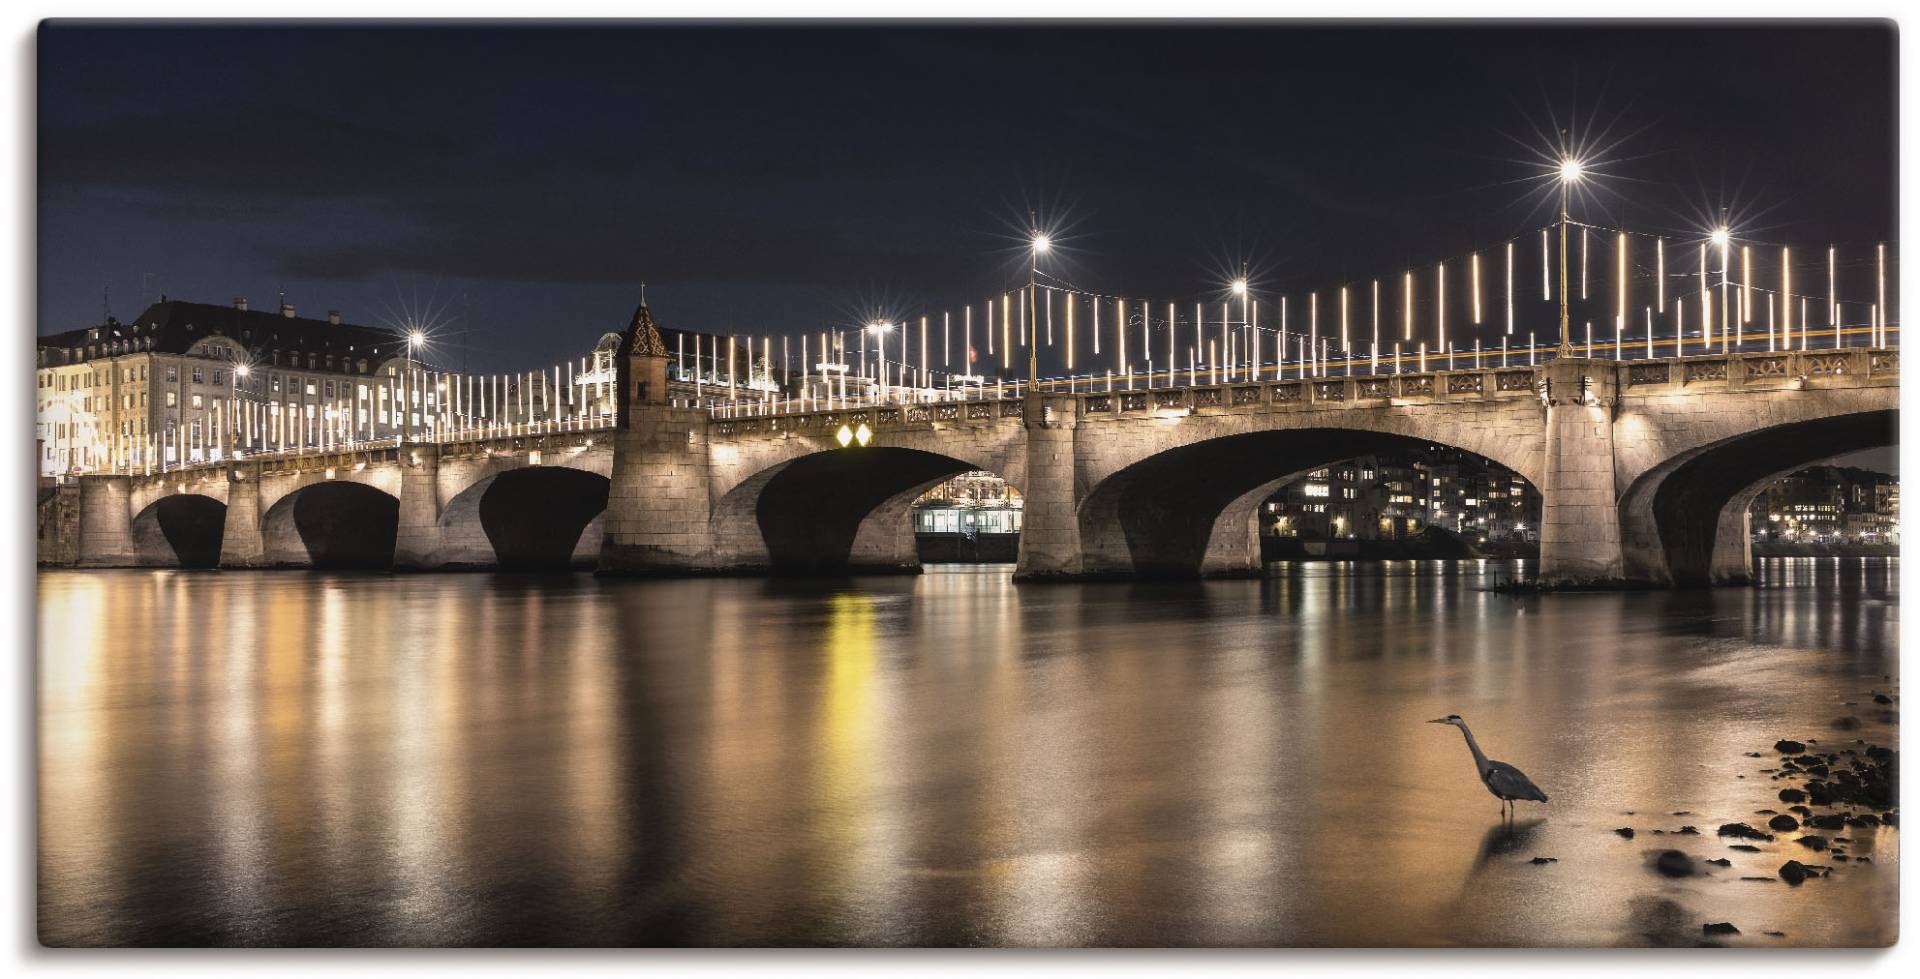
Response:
[1598,696,1899,945]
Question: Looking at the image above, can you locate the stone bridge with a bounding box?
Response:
[44,315,1898,586]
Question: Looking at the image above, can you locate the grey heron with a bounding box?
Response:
[1429,714,1549,819]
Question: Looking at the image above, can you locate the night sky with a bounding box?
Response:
[38,22,1895,378]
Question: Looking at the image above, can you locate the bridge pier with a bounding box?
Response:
[599,407,718,575]
[846,487,929,574]
[1537,357,1628,586]
[1013,393,1082,580]
[218,463,267,568]
[1198,475,1295,578]
[393,444,444,570]
[1709,500,1756,585]
[75,476,135,567]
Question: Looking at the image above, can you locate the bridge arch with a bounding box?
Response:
[435,465,611,570]
[1618,408,1896,585]
[708,423,1026,574]
[260,480,401,569]
[1066,396,1545,580]
[129,494,227,568]
[1076,421,1542,578]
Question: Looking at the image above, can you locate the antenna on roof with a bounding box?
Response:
[640,281,647,305]
[101,284,111,321]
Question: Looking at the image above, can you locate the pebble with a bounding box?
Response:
[1655,850,1695,878]
[1613,828,1635,839]
[1779,860,1809,885]
[1717,822,1773,841]
[1702,922,1740,936]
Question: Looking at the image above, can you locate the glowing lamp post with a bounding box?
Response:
[1710,226,1732,352]
[405,330,424,442]
[1556,157,1583,356]
[1232,275,1248,377]
[866,322,894,402]
[231,364,250,459]
[1028,229,1050,399]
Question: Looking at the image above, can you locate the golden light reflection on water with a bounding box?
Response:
[36,560,1899,947]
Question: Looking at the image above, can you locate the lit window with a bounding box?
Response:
[1303,483,1330,498]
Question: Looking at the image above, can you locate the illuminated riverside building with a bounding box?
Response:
[1263,448,1540,545]
[1754,466,1899,545]
[36,298,433,476]
[36,296,785,477]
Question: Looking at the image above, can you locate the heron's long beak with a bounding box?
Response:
[1426,718,1449,724]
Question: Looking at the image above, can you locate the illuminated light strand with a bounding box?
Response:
[1698,243,1710,349]
[1437,263,1447,360]
[1064,295,1074,369]
[1471,252,1482,324]
[1742,246,1753,325]
[1340,285,1350,364]
[1504,241,1514,335]
[1829,245,1839,332]
[964,306,974,375]
[1309,292,1319,377]
[1541,228,1551,300]
[1878,243,1888,347]
[1615,232,1627,338]
[1403,271,1413,341]
[1045,288,1054,347]
[1656,238,1666,313]
[1167,302,1175,387]
[1768,293,1777,352]
[1370,279,1380,373]
[1782,246,1792,350]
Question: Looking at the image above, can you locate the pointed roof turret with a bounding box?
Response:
[622,288,668,358]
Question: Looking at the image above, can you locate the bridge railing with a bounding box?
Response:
[704,327,1898,424]
[49,360,622,480]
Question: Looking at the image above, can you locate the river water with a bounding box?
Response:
[37,558,1898,947]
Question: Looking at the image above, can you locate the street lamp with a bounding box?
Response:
[1233,269,1249,377]
[405,329,424,442]
[1711,225,1732,351]
[1556,156,1584,356]
[866,322,894,401]
[231,364,250,459]
[1027,227,1050,400]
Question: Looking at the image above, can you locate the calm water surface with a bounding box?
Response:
[38,558,1899,946]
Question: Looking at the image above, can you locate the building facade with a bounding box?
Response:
[1263,446,1540,545]
[36,298,427,476]
[1753,466,1900,545]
